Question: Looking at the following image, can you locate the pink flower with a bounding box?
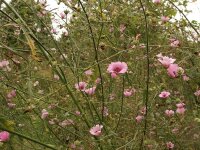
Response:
[84,69,93,76]
[7,90,16,99]
[75,111,81,116]
[59,119,74,127]
[194,90,200,96]
[158,56,176,68]
[39,0,46,5]
[95,78,101,84]
[176,102,186,114]
[89,124,103,136]
[0,60,9,68]
[60,12,66,19]
[0,131,10,142]
[170,39,180,48]
[124,88,135,97]
[176,102,185,108]
[172,128,179,134]
[107,62,128,77]
[167,64,179,78]
[161,16,170,23]
[159,91,170,99]
[7,93,13,99]
[10,90,16,97]
[41,109,49,119]
[51,28,57,34]
[176,107,186,115]
[111,72,118,78]
[166,141,174,149]
[85,87,96,95]
[70,144,76,149]
[63,31,68,36]
[165,110,174,117]
[153,0,161,4]
[135,115,144,123]
[183,74,190,81]
[75,82,87,91]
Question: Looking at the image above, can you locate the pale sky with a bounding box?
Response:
[176,0,200,21]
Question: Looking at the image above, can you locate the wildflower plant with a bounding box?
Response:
[0,0,200,149]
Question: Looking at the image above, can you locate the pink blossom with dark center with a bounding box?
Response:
[167,64,179,78]
[170,38,180,48]
[95,78,101,84]
[158,56,176,68]
[51,28,57,34]
[84,86,96,95]
[75,82,87,91]
[166,141,174,149]
[159,91,170,99]
[60,12,66,19]
[170,39,180,48]
[107,62,128,78]
[124,88,135,97]
[89,124,103,136]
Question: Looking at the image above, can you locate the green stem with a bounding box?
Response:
[78,0,105,122]
[114,75,125,132]
[139,0,150,149]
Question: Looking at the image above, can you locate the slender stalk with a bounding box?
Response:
[139,0,150,149]
[114,75,125,132]
[78,0,105,122]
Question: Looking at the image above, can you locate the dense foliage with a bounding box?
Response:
[0,0,200,149]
